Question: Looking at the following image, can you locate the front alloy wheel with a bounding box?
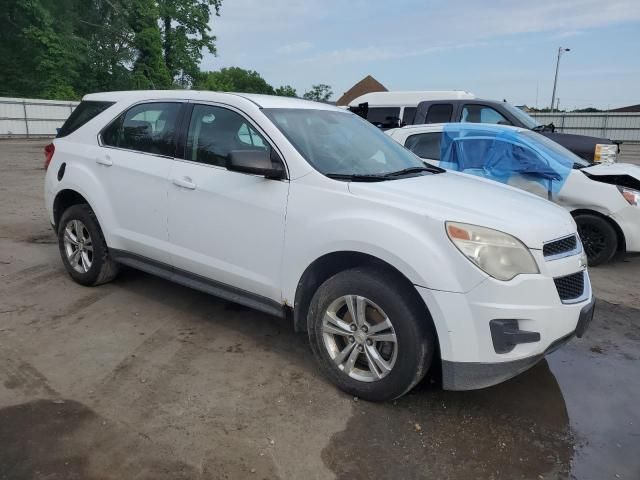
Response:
[322,295,398,382]
[308,267,435,401]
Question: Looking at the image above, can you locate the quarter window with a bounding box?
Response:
[186,105,270,167]
[461,105,511,125]
[58,101,114,138]
[425,104,453,124]
[405,133,442,160]
[102,102,181,156]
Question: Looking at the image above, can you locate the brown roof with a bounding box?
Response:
[609,104,640,113]
[336,75,388,106]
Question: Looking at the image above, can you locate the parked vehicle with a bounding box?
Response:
[387,123,640,265]
[45,91,594,401]
[349,91,619,163]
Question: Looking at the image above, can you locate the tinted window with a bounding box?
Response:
[402,107,416,125]
[57,101,114,137]
[102,102,180,156]
[405,133,442,160]
[426,104,453,124]
[186,105,270,167]
[461,105,511,125]
[366,107,401,129]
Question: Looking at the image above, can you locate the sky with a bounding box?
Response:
[201,0,640,110]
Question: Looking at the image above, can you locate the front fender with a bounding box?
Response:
[281,181,487,304]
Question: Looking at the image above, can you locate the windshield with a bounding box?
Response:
[262,108,425,176]
[520,131,591,167]
[501,103,541,129]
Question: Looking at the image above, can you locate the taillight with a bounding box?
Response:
[44,143,55,170]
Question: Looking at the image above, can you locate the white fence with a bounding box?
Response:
[1,96,639,143]
[0,97,79,137]
[530,112,640,143]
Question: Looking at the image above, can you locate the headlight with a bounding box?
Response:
[618,186,640,206]
[594,144,617,163]
[446,222,539,281]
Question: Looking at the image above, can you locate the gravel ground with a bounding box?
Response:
[1,139,639,480]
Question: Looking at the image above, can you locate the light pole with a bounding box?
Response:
[550,47,570,112]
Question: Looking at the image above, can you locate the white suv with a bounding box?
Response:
[44,90,595,401]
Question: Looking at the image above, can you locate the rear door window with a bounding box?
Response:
[405,133,442,160]
[461,105,511,125]
[185,104,271,167]
[57,101,114,137]
[102,102,181,157]
[366,107,401,129]
[425,104,453,124]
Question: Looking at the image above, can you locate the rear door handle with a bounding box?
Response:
[172,176,196,190]
[96,155,112,166]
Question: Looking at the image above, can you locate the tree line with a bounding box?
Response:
[0,0,333,102]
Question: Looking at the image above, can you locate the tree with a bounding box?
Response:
[130,0,172,89]
[303,84,333,102]
[158,0,222,86]
[274,85,297,97]
[0,0,224,99]
[196,67,275,94]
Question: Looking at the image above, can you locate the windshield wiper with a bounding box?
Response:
[383,165,443,177]
[326,173,388,182]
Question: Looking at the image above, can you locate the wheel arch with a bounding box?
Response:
[53,189,91,231]
[291,251,437,338]
[571,208,626,252]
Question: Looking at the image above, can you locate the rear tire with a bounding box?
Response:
[58,204,119,286]
[575,214,617,266]
[307,267,435,402]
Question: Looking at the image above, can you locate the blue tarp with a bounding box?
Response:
[439,124,573,195]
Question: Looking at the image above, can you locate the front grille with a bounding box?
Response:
[554,271,585,302]
[544,235,578,258]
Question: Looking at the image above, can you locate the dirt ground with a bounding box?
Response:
[0,139,639,480]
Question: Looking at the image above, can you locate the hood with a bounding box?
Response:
[540,131,611,161]
[348,171,576,250]
[581,162,640,191]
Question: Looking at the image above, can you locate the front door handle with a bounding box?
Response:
[96,155,113,166]
[172,176,196,190]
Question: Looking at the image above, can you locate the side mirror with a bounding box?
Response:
[227,150,285,180]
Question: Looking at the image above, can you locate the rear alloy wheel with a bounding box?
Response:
[575,213,617,266]
[308,267,435,401]
[63,219,94,273]
[58,204,119,286]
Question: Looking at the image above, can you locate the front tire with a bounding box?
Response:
[58,204,119,286]
[575,214,617,266]
[307,267,435,402]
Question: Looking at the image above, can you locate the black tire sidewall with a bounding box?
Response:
[58,205,109,286]
[308,267,434,401]
[575,214,617,266]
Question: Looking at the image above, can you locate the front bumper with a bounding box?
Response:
[416,256,593,390]
[441,297,595,390]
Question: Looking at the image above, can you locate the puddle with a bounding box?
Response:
[323,300,640,479]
